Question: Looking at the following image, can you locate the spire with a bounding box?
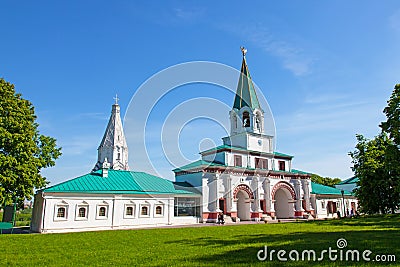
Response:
[233,47,261,110]
[93,99,129,171]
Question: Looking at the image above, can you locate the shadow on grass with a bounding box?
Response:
[165,218,400,266]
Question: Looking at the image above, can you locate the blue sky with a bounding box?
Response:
[1,1,400,184]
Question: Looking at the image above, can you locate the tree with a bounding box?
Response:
[381,84,400,146]
[0,78,62,208]
[310,174,341,187]
[349,133,399,214]
[349,84,400,214]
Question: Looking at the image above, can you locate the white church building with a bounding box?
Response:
[31,48,357,233]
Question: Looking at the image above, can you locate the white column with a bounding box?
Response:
[251,176,263,212]
[226,175,233,213]
[294,179,303,212]
[213,172,220,212]
[302,179,312,211]
[264,178,272,213]
[201,176,210,213]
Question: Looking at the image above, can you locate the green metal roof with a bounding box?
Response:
[233,55,261,110]
[199,144,293,158]
[43,169,199,195]
[172,160,225,172]
[173,160,307,176]
[337,176,359,185]
[291,169,312,175]
[273,152,294,158]
[311,182,352,196]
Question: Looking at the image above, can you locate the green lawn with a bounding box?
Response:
[1,215,399,266]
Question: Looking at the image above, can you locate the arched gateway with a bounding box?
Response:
[272,182,296,219]
[233,184,254,221]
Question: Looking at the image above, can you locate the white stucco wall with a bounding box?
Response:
[31,193,183,233]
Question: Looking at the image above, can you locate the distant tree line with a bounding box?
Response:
[310,174,341,187]
[349,84,400,214]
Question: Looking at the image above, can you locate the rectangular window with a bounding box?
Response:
[124,204,136,218]
[255,158,267,169]
[54,204,69,221]
[96,205,109,219]
[154,205,164,217]
[278,161,285,171]
[234,155,242,167]
[139,204,150,217]
[174,197,200,217]
[75,205,89,221]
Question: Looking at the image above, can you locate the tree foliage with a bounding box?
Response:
[349,133,399,214]
[0,78,62,207]
[310,174,341,187]
[350,84,400,214]
[381,84,400,146]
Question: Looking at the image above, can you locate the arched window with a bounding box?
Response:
[255,113,262,131]
[99,207,106,217]
[126,206,133,216]
[242,111,250,127]
[78,207,86,217]
[155,206,162,215]
[141,206,148,216]
[57,207,66,218]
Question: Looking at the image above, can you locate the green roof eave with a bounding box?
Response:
[311,182,353,196]
[337,176,359,185]
[291,169,312,175]
[172,160,226,172]
[43,169,199,195]
[198,144,293,158]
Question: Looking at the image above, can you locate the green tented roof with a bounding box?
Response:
[199,144,293,158]
[311,182,352,196]
[233,55,261,110]
[43,169,199,195]
[337,176,359,185]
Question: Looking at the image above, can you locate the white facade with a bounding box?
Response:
[311,195,358,219]
[31,192,199,233]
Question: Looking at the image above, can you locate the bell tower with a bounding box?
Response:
[93,95,129,171]
[223,47,273,153]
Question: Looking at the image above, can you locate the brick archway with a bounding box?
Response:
[233,184,254,199]
[271,182,296,200]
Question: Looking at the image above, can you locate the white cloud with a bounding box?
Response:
[389,9,400,33]
[173,7,206,21]
[221,24,314,76]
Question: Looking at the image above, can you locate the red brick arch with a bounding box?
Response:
[233,184,254,199]
[271,182,296,200]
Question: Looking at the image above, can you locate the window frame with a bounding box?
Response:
[54,205,69,221]
[75,204,89,221]
[234,155,242,167]
[242,111,250,127]
[96,204,109,220]
[124,204,136,219]
[139,204,150,217]
[278,160,286,171]
[154,204,164,217]
[255,157,268,169]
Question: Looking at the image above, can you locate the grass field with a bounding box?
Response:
[1,215,399,266]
